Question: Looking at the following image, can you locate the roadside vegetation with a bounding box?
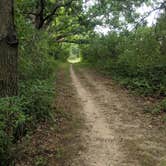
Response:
[0,11,56,166]
[0,0,87,164]
[81,13,166,96]
[81,11,166,113]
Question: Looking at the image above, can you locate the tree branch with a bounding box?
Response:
[133,1,166,30]
[40,0,74,28]
[35,0,45,29]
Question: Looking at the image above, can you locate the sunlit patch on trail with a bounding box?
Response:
[67,56,82,63]
[67,44,82,63]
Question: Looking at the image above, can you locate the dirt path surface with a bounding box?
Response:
[70,65,166,166]
[15,64,84,166]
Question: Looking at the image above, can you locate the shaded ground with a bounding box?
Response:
[70,64,166,166]
[15,63,166,166]
[15,63,84,166]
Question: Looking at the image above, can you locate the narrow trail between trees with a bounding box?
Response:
[70,65,166,166]
[70,65,122,166]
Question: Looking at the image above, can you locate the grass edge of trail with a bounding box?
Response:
[54,62,85,165]
[15,62,85,166]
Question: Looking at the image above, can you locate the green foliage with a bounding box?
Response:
[0,0,164,165]
[0,5,57,166]
[19,80,54,122]
[34,156,47,166]
[53,43,71,62]
[0,81,55,165]
[16,13,56,80]
[87,0,164,31]
[0,97,26,165]
[82,13,166,96]
[152,98,166,114]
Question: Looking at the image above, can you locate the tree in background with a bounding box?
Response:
[18,0,95,44]
[81,0,166,96]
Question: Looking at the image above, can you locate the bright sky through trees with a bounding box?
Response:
[84,0,164,34]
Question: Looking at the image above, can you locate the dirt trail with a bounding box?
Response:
[70,65,123,166]
[70,65,166,166]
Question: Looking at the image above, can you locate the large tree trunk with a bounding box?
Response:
[35,0,44,29]
[0,0,18,97]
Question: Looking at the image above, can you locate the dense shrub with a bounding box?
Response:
[82,13,166,96]
[0,97,26,165]
[0,79,55,165]
[19,80,54,123]
[152,98,166,114]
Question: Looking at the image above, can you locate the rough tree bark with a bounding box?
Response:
[0,0,19,97]
[35,0,44,29]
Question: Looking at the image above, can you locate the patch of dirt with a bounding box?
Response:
[52,64,85,166]
[70,65,124,166]
[15,64,84,166]
[71,65,166,166]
